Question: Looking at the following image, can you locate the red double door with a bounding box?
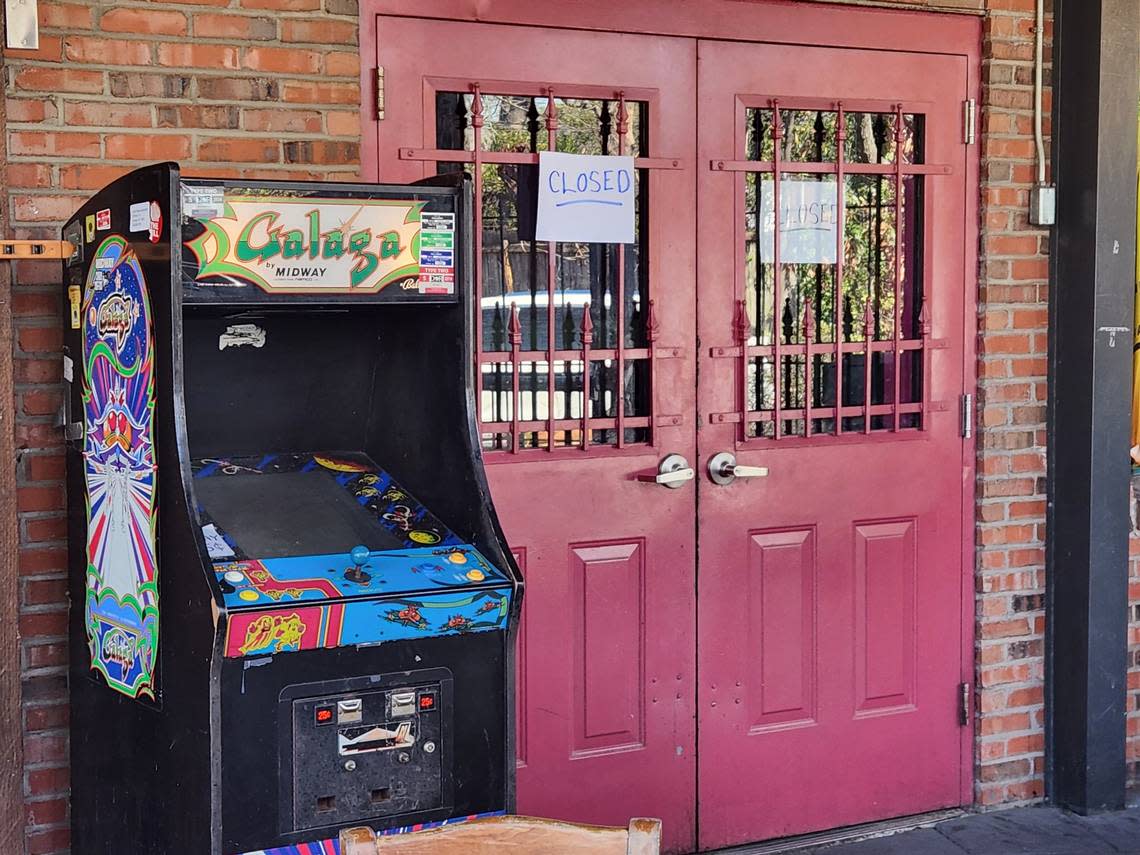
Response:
[374,8,976,852]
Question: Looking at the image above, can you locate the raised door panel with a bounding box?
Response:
[747,528,816,729]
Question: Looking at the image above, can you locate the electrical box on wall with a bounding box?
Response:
[1029,184,1056,226]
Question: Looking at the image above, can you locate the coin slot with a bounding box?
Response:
[316,795,336,813]
[370,787,391,804]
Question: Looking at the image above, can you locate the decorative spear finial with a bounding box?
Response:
[734,299,751,345]
[508,303,521,348]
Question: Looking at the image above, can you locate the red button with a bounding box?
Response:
[315,706,334,724]
[419,694,435,710]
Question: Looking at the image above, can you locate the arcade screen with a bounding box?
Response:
[194,468,404,559]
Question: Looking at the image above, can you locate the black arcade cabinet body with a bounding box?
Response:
[61,163,522,854]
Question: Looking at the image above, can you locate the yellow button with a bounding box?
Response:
[465,569,486,582]
[238,589,258,602]
[448,552,467,564]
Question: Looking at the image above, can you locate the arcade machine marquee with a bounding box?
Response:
[61,163,522,854]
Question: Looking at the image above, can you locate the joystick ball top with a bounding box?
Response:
[350,545,369,566]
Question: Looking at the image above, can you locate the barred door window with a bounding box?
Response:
[721,103,934,441]
[434,90,656,453]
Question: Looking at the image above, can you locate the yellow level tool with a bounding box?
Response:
[0,240,74,259]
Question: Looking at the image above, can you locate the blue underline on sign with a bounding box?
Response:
[554,200,624,207]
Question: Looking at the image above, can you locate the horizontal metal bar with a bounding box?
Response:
[708,339,929,358]
[709,159,951,176]
[481,416,652,432]
[401,148,683,170]
[709,401,931,425]
[480,348,665,364]
[483,440,652,462]
[731,96,934,115]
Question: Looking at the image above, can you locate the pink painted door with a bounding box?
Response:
[694,41,973,848]
[374,18,699,853]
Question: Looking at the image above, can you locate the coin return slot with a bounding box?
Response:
[316,795,336,813]
[370,787,391,804]
[390,691,416,717]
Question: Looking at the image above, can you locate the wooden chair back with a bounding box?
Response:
[339,815,662,855]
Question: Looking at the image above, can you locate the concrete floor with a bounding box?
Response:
[785,806,1140,855]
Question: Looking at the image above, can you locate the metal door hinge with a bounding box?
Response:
[961,393,973,438]
[963,99,976,145]
[375,67,385,121]
[958,682,970,726]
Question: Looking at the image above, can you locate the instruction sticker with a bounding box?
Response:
[181,185,225,221]
[84,215,95,244]
[95,209,111,231]
[129,202,150,233]
[418,211,455,295]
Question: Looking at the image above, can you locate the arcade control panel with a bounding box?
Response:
[283,669,453,832]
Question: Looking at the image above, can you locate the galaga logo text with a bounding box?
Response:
[187,197,425,294]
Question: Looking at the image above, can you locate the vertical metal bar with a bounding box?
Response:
[735,300,751,441]
[834,103,846,435]
[772,101,784,439]
[580,303,593,450]
[508,303,522,453]
[892,104,905,432]
[803,303,815,437]
[544,89,558,451]
[863,298,873,434]
[471,84,485,429]
[599,101,612,445]
[616,92,629,448]
[752,109,768,353]
[526,98,540,440]
[919,297,931,429]
[645,299,660,446]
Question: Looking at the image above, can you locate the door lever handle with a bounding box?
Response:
[708,452,768,485]
[637,453,695,489]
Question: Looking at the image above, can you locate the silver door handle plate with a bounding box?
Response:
[708,452,768,485]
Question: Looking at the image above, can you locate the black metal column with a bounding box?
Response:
[1047,0,1139,815]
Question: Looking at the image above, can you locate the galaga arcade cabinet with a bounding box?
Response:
[61,163,522,855]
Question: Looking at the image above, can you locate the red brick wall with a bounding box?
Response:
[777,0,1062,813]
[3,3,361,852]
[971,1,1053,806]
[5,0,1131,852]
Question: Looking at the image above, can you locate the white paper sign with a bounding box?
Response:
[201,524,235,560]
[536,152,635,244]
[760,179,839,264]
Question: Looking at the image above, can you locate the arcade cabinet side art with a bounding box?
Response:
[80,235,159,700]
